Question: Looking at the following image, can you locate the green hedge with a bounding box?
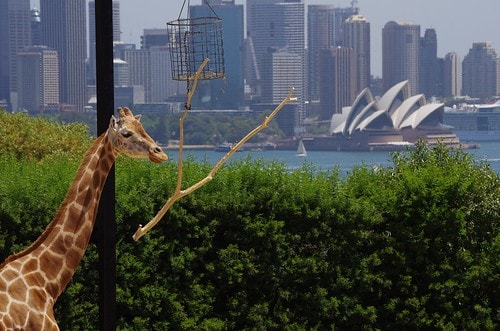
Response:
[0,112,498,329]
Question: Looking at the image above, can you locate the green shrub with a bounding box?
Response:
[0,110,91,161]
[0,114,498,330]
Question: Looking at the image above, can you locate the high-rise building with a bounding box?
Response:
[462,41,500,98]
[41,0,87,111]
[343,14,370,94]
[141,29,168,50]
[319,47,356,120]
[88,1,120,86]
[31,8,42,46]
[119,46,183,104]
[17,46,59,113]
[261,48,304,134]
[246,0,305,104]
[189,0,244,109]
[261,48,303,105]
[113,58,129,87]
[122,49,152,102]
[443,52,462,97]
[419,28,440,97]
[0,0,32,111]
[307,5,335,102]
[332,5,359,47]
[150,47,174,103]
[382,21,420,95]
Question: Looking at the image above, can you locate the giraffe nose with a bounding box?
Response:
[148,145,168,163]
[150,146,163,154]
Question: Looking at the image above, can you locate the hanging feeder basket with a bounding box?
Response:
[167,15,225,81]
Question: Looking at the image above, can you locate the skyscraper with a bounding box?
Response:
[31,8,42,46]
[343,14,371,94]
[0,0,32,111]
[462,42,500,98]
[443,52,462,97]
[141,29,168,50]
[122,49,152,102]
[17,46,59,112]
[332,5,359,46]
[88,1,120,86]
[41,0,87,111]
[307,5,335,102]
[189,0,244,109]
[246,0,305,104]
[382,21,420,95]
[419,28,440,97]
[319,47,356,120]
[150,47,173,103]
[261,48,303,106]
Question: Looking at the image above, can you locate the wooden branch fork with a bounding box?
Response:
[133,59,297,241]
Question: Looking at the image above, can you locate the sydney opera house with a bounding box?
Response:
[299,80,471,151]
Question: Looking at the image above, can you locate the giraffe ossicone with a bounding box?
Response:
[0,107,167,330]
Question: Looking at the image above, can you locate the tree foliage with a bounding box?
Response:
[0,114,498,329]
[0,110,92,161]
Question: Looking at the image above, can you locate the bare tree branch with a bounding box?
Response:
[133,60,296,241]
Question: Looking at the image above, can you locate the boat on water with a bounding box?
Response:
[296,139,307,157]
[444,101,500,141]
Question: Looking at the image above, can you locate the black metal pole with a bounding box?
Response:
[94,0,116,330]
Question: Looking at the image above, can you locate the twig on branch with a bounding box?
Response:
[133,60,296,241]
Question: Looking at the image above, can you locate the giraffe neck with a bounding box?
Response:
[0,130,118,300]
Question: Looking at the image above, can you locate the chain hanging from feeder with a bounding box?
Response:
[167,0,225,95]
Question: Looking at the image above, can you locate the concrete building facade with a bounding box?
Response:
[382,21,420,96]
[41,0,87,111]
[17,46,59,112]
[462,41,499,98]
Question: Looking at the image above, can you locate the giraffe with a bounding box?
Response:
[0,107,167,330]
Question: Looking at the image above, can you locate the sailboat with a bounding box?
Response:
[296,139,307,157]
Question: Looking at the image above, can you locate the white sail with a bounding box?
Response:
[296,139,307,157]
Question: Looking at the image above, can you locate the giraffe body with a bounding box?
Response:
[0,108,167,330]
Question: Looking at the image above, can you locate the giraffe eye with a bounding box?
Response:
[121,130,133,138]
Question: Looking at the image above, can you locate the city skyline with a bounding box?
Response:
[108,0,500,77]
[9,0,498,115]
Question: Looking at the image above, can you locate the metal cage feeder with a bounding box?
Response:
[167,15,225,82]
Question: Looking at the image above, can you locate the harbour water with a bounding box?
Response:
[165,141,500,176]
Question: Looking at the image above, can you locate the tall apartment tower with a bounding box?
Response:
[261,48,303,106]
[190,0,244,109]
[31,8,42,46]
[150,47,173,103]
[88,1,120,86]
[0,0,32,111]
[122,49,152,102]
[246,0,305,103]
[17,46,59,113]
[261,48,304,135]
[462,42,500,98]
[343,14,371,94]
[307,5,335,102]
[419,28,440,97]
[443,52,462,97]
[319,47,356,120]
[41,0,87,111]
[332,5,359,47]
[141,29,168,49]
[382,21,420,95]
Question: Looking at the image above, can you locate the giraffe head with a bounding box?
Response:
[109,107,168,163]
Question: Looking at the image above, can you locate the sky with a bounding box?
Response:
[97,0,500,76]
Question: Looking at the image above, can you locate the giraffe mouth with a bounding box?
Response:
[149,151,168,163]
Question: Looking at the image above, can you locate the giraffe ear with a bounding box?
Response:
[110,115,119,131]
[134,114,142,121]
